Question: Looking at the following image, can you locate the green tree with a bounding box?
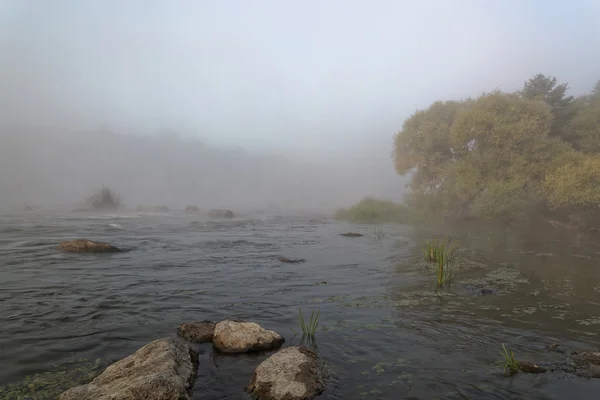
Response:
[519,73,575,140]
[392,75,600,225]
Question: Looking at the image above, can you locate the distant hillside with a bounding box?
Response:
[0,125,406,211]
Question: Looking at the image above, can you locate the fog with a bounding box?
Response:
[1,0,599,211]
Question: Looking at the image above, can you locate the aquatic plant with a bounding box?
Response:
[372,225,386,240]
[299,308,320,337]
[422,237,456,287]
[0,357,103,400]
[85,185,123,210]
[499,343,521,375]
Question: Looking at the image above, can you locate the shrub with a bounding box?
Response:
[334,197,409,223]
[85,185,123,210]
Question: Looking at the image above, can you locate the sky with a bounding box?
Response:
[1,0,599,160]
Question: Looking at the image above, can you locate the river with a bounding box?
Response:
[1,210,599,399]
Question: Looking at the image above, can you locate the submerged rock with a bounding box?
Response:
[571,351,600,378]
[57,337,198,400]
[136,205,170,212]
[213,320,284,353]
[247,346,325,400]
[277,257,306,264]
[340,232,363,237]
[208,209,234,218]
[177,321,216,343]
[57,239,122,253]
[185,205,200,213]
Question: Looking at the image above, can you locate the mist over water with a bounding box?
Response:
[2,1,600,399]
[0,126,404,211]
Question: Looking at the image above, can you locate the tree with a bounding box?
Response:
[519,73,575,141]
[392,75,600,225]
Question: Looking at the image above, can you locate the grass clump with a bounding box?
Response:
[299,308,320,337]
[499,343,521,375]
[422,237,456,287]
[334,197,409,223]
[372,225,386,240]
[85,185,123,210]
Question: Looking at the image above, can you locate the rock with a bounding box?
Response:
[277,257,306,264]
[208,209,234,218]
[246,346,325,400]
[185,205,200,213]
[177,321,216,343]
[213,320,284,353]
[137,205,170,212]
[57,239,122,253]
[57,337,198,400]
[571,351,600,377]
[340,232,363,237]
[519,361,546,373]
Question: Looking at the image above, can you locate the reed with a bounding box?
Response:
[422,237,456,287]
[499,343,521,375]
[299,308,320,337]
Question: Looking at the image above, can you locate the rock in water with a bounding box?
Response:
[57,338,198,400]
[213,320,284,353]
[57,239,122,253]
[247,346,325,400]
[207,209,234,218]
[177,321,216,343]
[339,232,363,237]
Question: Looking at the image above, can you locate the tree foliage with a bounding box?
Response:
[393,74,600,225]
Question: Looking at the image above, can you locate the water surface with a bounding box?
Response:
[1,210,600,399]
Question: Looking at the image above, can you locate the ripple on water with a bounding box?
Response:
[1,212,600,399]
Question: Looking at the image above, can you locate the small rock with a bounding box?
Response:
[277,257,306,264]
[185,206,200,213]
[519,361,546,373]
[247,346,325,400]
[340,232,363,237]
[57,337,198,400]
[57,239,122,253]
[208,209,234,218]
[213,320,284,353]
[177,321,216,343]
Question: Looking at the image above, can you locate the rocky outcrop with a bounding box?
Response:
[57,239,122,253]
[247,346,326,400]
[185,206,200,213]
[57,337,198,400]
[213,320,284,353]
[177,321,216,343]
[208,209,234,218]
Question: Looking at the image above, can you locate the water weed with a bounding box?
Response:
[499,343,521,375]
[422,238,457,287]
[372,225,386,240]
[299,308,320,337]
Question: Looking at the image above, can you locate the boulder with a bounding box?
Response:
[208,209,234,218]
[177,321,216,343]
[247,346,326,400]
[58,337,198,400]
[213,320,284,353]
[57,239,122,253]
[185,206,200,213]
